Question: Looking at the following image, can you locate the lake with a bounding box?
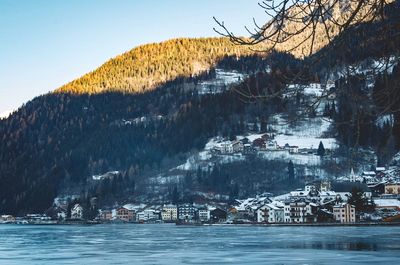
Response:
[0,224,399,264]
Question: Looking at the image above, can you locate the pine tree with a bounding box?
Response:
[288,161,295,181]
[317,141,325,157]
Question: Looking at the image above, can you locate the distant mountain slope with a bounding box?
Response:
[56,38,258,95]
[57,2,397,96]
[1,1,399,215]
[261,0,396,57]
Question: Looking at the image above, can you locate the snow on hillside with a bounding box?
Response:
[268,114,334,138]
[197,69,245,95]
[258,150,322,166]
[274,135,337,150]
[376,114,394,128]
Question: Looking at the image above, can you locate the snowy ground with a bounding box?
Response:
[258,150,322,166]
[197,69,246,95]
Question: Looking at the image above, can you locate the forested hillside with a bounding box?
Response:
[0,1,399,215]
[56,38,260,94]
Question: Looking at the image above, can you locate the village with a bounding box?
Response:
[1,164,400,226]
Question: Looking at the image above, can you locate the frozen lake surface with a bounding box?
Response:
[0,224,399,264]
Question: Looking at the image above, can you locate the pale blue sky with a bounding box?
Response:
[0,0,266,113]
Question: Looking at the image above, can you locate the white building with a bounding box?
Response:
[265,140,278,150]
[137,209,159,222]
[220,142,234,154]
[198,208,211,222]
[161,204,178,221]
[71,204,83,220]
[333,203,356,223]
[257,202,284,223]
[304,185,316,193]
[284,200,317,223]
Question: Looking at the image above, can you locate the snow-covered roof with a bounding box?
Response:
[290,190,310,197]
[374,199,400,208]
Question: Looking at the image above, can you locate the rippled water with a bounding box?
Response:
[0,224,399,264]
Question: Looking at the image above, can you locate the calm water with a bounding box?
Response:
[0,224,399,264]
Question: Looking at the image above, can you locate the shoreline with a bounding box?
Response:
[2,221,400,227]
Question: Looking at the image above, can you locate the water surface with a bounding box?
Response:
[0,224,399,264]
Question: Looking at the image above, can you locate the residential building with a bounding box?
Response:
[243,144,254,154]
[198,207,210,222]
[265,140,278,150]
[304,184,316,193]
[116,207,135,222]
[232,141,244,153]
[71,204,84,220]
[257,202,284,223]
[137,209,159,222]
[100,210,113,221]
[284,199,317,223]
[220,142,234,154]
[320,180,331,192]
[333,203,356,223]
[253,138,266,149]
[210,208,227,223]
[178,204,197,221]
[0,215,15,223]
[374,198,400,210]
[161,204,178,221]
[385,183,400,194]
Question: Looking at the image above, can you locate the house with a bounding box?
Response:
[367,182,386,196]
[257,202,284,223]
[289,146,299,153]
[253,138,266,149]
[0,215,15,223]
[137,209,159,222]
[374,199,400,210]
[45,206,67,221]
[304,184,316,193]
[376,167,386,172]
[210,208,227,223]
[240,137,250,145]
[290,190,311,200]
[333,203,356,223]
[319,191,338,202]
[284,199,317,223]
[178,204,197,221]
[243,144,254,154]
[265,140,278,150]
[232,141,244,153]
[161,204,178,221]
[116,207,135,222]
[198,207,210,222]
[71,204,84,220]
[100,210,113,221]
[219,142,234,154]
[320,180,331,192]
[385,183,400,194]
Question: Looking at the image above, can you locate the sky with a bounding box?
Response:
[0,0,266,114]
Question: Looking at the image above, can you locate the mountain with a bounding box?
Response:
[56,38,262,95]
[260,0,395,57]
[0,1,399,215]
